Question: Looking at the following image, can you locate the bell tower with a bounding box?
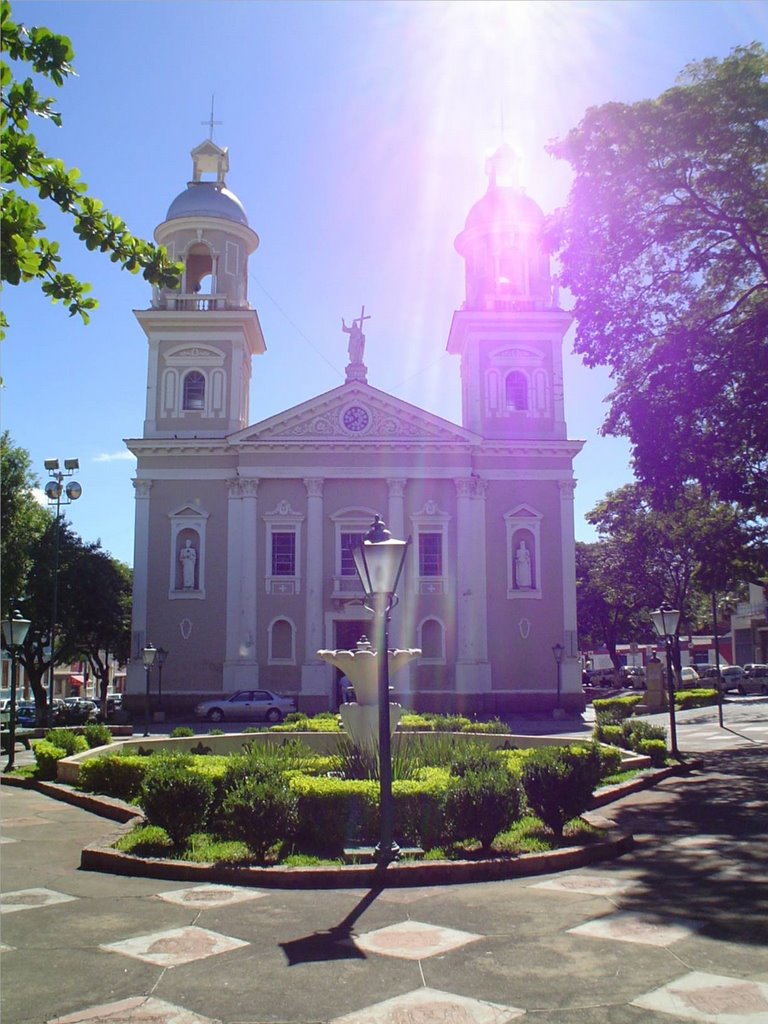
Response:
[135,140,265,439]
[446,145,571,441]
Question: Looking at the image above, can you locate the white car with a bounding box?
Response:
[194,689,297,724]
[679,667,700,685]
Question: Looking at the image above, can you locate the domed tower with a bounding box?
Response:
[135,140,265,438]
[446,145,571,440]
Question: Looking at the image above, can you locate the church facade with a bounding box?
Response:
[125,139,585,716]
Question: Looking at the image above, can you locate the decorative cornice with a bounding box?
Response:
[228,477,259,498]
[132,479,152,498]
[304,478,324,497]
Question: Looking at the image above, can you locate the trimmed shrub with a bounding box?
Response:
[595,744,624,779]
[621,719,667,752]
[290,774,379,854]
[637,738,668,767]
[78,754,148,800]
[83,723,113,749]
[169,726,194,738]
[593,723,624,746]
[444,765,523,850]
[521,745,601,839]
[32,739,68,780]
[676,688,718,710]
[461,717,512,734]
[393,768,450,850]
[220,767,299,860]
[592,696,642,726]
[44,728,89,757]
[139,755,214,845]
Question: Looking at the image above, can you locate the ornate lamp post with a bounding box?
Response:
[352,515,410,865]
[650,605,681,759]
[552,642,565,716]
[142,644,157,737]
[155,647,168,718]
[2,610,32,772]
[44,458,82,726]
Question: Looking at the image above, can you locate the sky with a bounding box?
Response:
[3,0,766,568]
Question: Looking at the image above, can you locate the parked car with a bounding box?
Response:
[15,702,39,728]
[0,698,11,727]
[679,666,700,685]
[63,697,98,724]
[194,689,297,724]
[735,665,768,695]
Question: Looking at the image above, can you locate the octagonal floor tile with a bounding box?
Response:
[1,888,78,914]
[354,920,482,960]
[330,986,524,1024]
[48,995,221,1023]
[568,910,702,946]
[154,884,267,909]
[632,971,768,1022]
[531,873,634,896]
[100,926,248,968]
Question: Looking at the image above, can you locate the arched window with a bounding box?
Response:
[505,371,528,411]
[419,618,445,662]
[269,618,294,662]
[185,243,214,294]
[183,371,205,411]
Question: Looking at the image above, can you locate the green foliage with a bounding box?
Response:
[621,719,667,750]
[0,0,181,337]
[290,774,379,855]
[115,824,173,857]
[443,762,523,850]
[78,754,148,800]
[593,696,642,725]
[44,727,88,756]
[595,743,624,779]
[1,433,48,617]
[169,726,194,738]
[593,723,624,746]
[138,755,214,845]
[521,745,602,839]
[179,833,252,864]
[636,738,668,767]
[208,728,224,736]
[494,815,558,855]
[392,770,450,849]
[270,713,342,732]
[676,688,719,709]
[82,723,112,748]
[549,44,768,516]
[32,738,66,779]
[220,768,298,861]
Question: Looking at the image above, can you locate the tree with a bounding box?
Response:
[576,541,647,676]
[585,483,766,669]
[59,548,132,717]
[0,432,49,616]
[548,44,768,515]
[0,1,180,337]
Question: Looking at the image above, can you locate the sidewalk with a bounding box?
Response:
[2,704,767,1023]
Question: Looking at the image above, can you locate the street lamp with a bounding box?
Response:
[650,605,681,759]
[142,644,157,737]
[44,458,82,726]
[155,647,168,716]
[352,515,410,866]
[552,642,565,716]
[2,610,32,772]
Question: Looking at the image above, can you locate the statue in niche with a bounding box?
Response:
[515,540,533,589]
[179,538,197,589]
[341,305,370,364]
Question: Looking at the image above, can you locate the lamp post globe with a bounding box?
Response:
[2,610,32,772]
[651,605,681,759]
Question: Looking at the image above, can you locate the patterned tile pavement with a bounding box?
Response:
[2,703,766,1023]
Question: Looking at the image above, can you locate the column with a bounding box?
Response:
[386,479,410,693]
[126,479,152,696]
[301,478,328,698]
[454,477,492,696]
[223,477,259,691]
[559,478,582,702]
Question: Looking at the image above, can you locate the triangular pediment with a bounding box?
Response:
[229,383,479,447]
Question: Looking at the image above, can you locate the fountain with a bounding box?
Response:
[317,637,420,750]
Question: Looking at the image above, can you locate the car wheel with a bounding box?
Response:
[265,707,283,723]
[207,708,224,723]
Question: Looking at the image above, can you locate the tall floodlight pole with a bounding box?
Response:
[44,459,82,727]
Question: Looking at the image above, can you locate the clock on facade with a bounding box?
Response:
[342,405,370,432]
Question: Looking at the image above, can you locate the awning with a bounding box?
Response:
[69,673,86,686]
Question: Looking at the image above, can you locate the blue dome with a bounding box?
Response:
[166,181,249,226]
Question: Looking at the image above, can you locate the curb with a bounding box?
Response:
[4,762,695,890]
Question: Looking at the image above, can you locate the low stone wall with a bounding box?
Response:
[57,730,649,786]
